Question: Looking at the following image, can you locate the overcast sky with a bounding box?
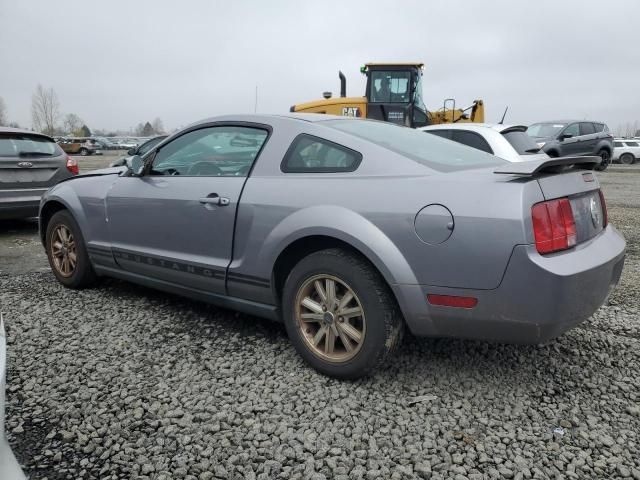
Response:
[1,0,639,132]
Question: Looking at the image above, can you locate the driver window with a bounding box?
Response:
[150,126,268,177]
[563,123,579,137]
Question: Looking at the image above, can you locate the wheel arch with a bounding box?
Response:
[39,200,69,245]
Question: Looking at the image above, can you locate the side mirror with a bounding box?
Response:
[559,133,573,141]
[125,155,145,176]
[127,147,137,155]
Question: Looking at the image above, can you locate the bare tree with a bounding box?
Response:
[151,117,165,134]
[63,113,84,135]
[31,84,60,135]
[0,96,7,126]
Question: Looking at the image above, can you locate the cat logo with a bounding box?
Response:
[341,107,361,117]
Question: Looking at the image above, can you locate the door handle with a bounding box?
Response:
[198,194,230,206]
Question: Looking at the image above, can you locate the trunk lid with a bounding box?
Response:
[0,132,70,189]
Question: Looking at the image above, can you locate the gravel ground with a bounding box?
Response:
[1,168,639,480]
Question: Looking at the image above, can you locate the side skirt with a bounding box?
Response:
[94,265,281,322]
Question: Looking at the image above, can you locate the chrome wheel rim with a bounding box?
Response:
[294,274,366,363]
[50,224,77,277]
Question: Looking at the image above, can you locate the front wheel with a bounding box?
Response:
[282,248,404,379]
[46,210,97,288]
[594,149,611,171]
[620,153,635,165]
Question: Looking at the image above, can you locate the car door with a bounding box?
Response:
[105,123,270,294]
[558,123,581,155]
[578,122,597,154]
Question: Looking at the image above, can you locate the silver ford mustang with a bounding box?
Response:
[39,114,626,379]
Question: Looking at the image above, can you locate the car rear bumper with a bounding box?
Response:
[394,225,626,343]
[0,188,47,219]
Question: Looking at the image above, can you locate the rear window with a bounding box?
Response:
[502,130,542,155]
[324,119,505,172]
[527,123,565,138]
[0,133,62,157]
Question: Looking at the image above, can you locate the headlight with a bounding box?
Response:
[537,142,546,148]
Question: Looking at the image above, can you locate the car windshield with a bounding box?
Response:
[502,130,542,155]
[323,119,506,172]
[0,134,61,157]
[370,70,411,103]
[527,123,566,138]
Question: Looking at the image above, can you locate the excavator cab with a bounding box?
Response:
[289,61,484,126]
[363,63,429,128]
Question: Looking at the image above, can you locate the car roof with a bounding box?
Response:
[421,123,528,134]
[531,120,606,125]
[189,113,352,127]
[0,127,55,141]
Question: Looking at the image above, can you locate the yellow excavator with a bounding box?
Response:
[290,62,484,127]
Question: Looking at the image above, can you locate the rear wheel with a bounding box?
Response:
[46,210,97,288]
[282,248,404,379]
[620,153,635,165]
[79,148,89,156]
[594,149,611,171]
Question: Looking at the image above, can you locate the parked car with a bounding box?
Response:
[115,138,139,150]
[420,124,549,162]
[527,120,614,171]
[1,127,77,219]
[58,137,99,156]
[92,137,118,150]
[39,114,625,379]
[109,135,168,167]
[612,139,640,165]
[0,317,27,480]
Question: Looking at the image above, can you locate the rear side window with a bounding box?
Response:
[579,122,595,135]
[502,130,542,155]
[626,141,639,147]
[424,130,451,139]
[281,134,362,173]
[0,134,62,157]
[451,130,493,154]
[593,123,605,132]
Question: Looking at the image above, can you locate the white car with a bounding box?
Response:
[612,138,639,165]
[0,317,26,480]
[420,123,549,163]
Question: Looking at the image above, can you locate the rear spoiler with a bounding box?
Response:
[494,156,599,176]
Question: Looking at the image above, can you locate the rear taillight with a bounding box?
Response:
[531,198,576,254]
[598,189,608,227]
[66,155,79,175]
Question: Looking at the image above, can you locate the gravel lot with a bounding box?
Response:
[1,162,639,479]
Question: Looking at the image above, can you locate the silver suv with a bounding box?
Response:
[0,128,76,219]
[527,120,614,171]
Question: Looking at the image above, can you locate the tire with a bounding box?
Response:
[620,153,635,165]
[594,149,611,171]
[282,248,404,379]
[45,210,97,289]
[79,148,89,156]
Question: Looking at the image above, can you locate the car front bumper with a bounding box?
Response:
[394,225,626,343]
[0,188,48,219]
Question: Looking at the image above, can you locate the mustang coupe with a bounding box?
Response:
[39,114,626,379]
